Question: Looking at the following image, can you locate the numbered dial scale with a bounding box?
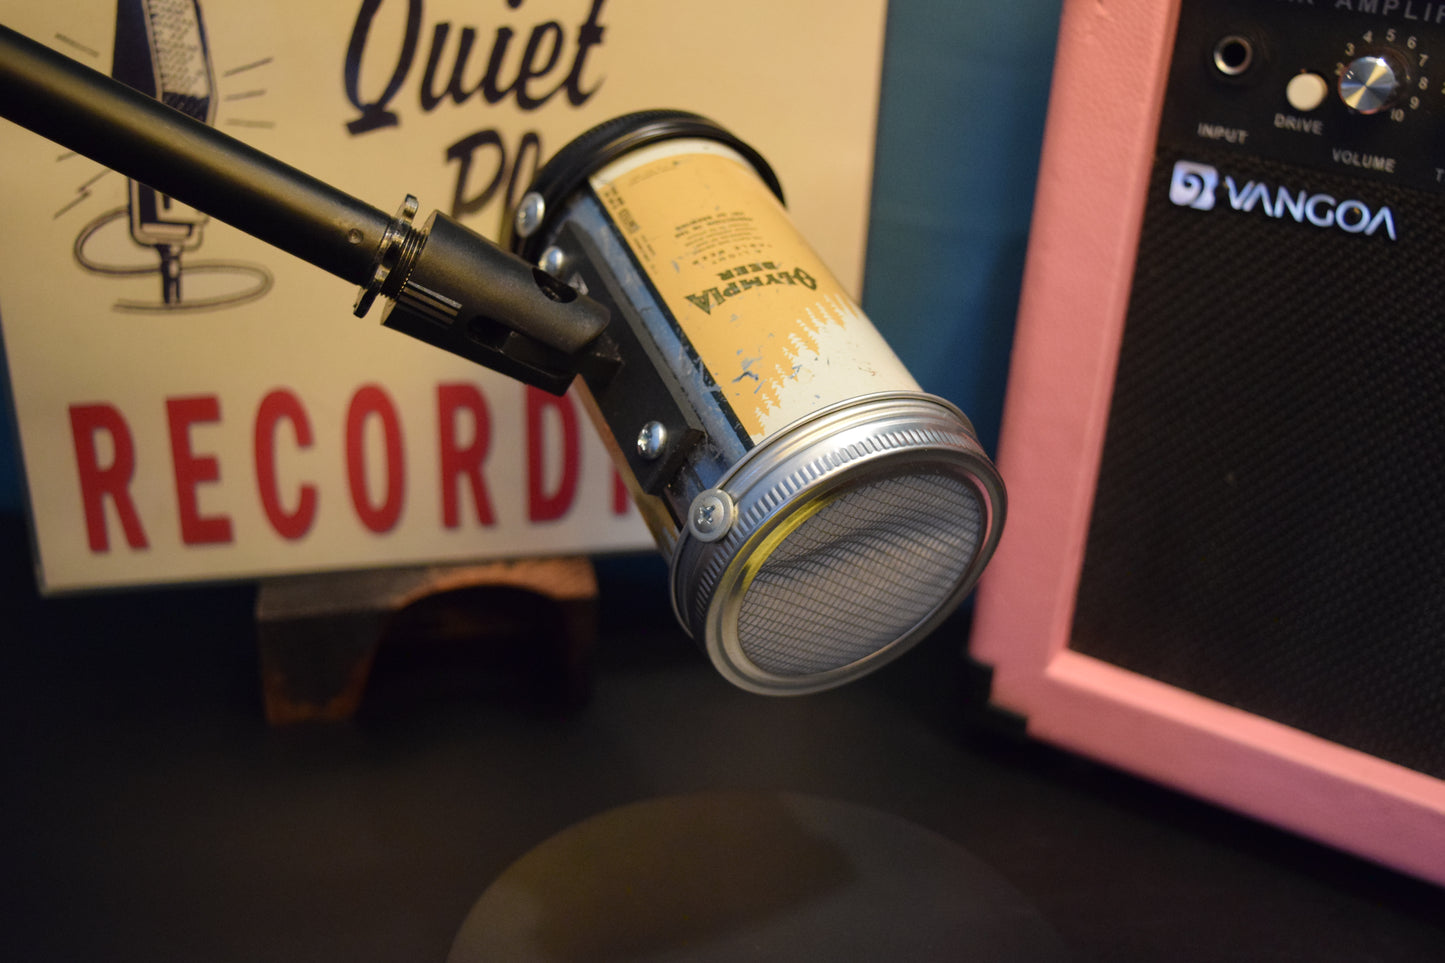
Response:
[1337,31,1422,117]
[1160,3,1445,194]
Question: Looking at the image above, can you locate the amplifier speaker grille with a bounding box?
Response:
[1069,143,1445,781]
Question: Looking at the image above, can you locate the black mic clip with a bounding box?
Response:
[354,195,611,396]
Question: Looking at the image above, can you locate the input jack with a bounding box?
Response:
[1213,35,1254,76]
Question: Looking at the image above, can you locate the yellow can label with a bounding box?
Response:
[590,139,917,443]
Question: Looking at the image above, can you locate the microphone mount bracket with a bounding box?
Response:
[354,195,423,319]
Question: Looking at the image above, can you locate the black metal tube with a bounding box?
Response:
[0,23,389,285]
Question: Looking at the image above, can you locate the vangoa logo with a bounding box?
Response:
[1169,160,1397,240]
[1169,161,1218,210]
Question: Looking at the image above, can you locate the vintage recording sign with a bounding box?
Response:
[0,0,886,590]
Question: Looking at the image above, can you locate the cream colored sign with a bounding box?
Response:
[593,141,916,441]
[0,0,886,590]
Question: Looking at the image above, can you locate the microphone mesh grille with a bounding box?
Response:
[149,0,212,101]
[735,472,984,676]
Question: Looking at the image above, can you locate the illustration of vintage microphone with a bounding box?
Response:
[113,0,215,304]
[69,0,270,311]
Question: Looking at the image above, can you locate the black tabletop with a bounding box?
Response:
[0,514,1440,962]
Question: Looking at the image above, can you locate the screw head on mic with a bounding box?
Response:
[687,490,737,544]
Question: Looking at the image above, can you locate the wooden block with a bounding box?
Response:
[256,557,599,724]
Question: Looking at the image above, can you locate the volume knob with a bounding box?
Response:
[1338,54,1405,114]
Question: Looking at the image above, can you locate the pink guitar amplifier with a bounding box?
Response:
[968,0,1445,886]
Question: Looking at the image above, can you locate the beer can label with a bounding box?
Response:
[590,139,918,443]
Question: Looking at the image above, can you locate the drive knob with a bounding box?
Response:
[1338,53,1405,114]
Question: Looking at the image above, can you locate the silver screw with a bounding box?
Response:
[538,245,567,277]
[688,490,735,543]
[514,192,545,239]
[636,421,667,461]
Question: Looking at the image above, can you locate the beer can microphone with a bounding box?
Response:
[511,111,1006,695]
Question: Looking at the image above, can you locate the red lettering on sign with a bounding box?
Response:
[69,403,149,552]
[346,384,406,533]
[525,386,579,522]
[62,380,638,563]
[437,382,496,529]
[254,389,318,540]
[612,468,629,516]
[166,395,233,546]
